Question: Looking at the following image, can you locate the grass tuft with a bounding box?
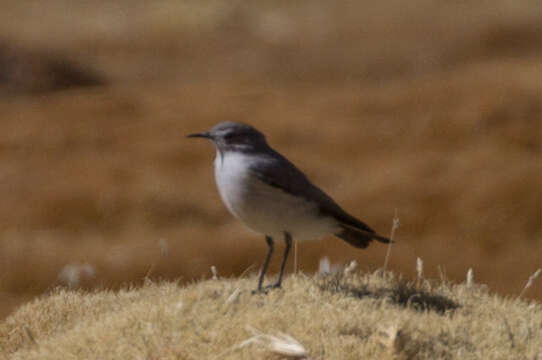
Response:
[1,271,541,359]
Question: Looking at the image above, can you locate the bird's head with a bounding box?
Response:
[187,122,268,152]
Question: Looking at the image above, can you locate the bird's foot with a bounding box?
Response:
[251,283,281,295]
[251,288,269,295]
[265,283,282,290]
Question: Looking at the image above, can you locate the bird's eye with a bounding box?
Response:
[224,132,239,141]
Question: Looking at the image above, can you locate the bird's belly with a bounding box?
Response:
[238,187,338,240]
[215,157,337,240]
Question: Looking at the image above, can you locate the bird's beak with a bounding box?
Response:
[186,131,212,139]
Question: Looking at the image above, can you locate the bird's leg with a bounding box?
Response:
[253,236,274,294]
[269,232,292,289]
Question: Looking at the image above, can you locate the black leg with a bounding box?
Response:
[273,232,292,288]
[255,236,274,292]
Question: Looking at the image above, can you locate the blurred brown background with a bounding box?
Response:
[1,0,542,318]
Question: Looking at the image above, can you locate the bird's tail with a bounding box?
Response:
[335,223,391,249]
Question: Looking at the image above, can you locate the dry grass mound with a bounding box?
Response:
[1,269,541,359]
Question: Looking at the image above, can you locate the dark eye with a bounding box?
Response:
[224,132,240,141]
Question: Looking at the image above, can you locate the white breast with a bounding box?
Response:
[214,151,338,240]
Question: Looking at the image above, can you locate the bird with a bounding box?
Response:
[187,122,390,293]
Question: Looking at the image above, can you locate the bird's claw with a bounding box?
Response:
[251,283,282,295]
[251,288,269,295]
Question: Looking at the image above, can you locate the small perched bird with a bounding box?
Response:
[188,122,390,293]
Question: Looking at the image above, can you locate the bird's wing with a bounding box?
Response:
[247,150,382,239]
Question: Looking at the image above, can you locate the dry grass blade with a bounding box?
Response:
[247,326,308,358]
[23,325,37,345]
[416,258,424,284]
[519,269,541,298]
[211,266,218,280]
[466,268,474,287]
[238,263,257,279]
[343,260,358,276]
[216,326,308,359]
[224,287,241,306]
[214,335,260,359]
[383,209,400,270]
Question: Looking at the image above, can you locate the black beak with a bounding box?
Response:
[186,131,212,139]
